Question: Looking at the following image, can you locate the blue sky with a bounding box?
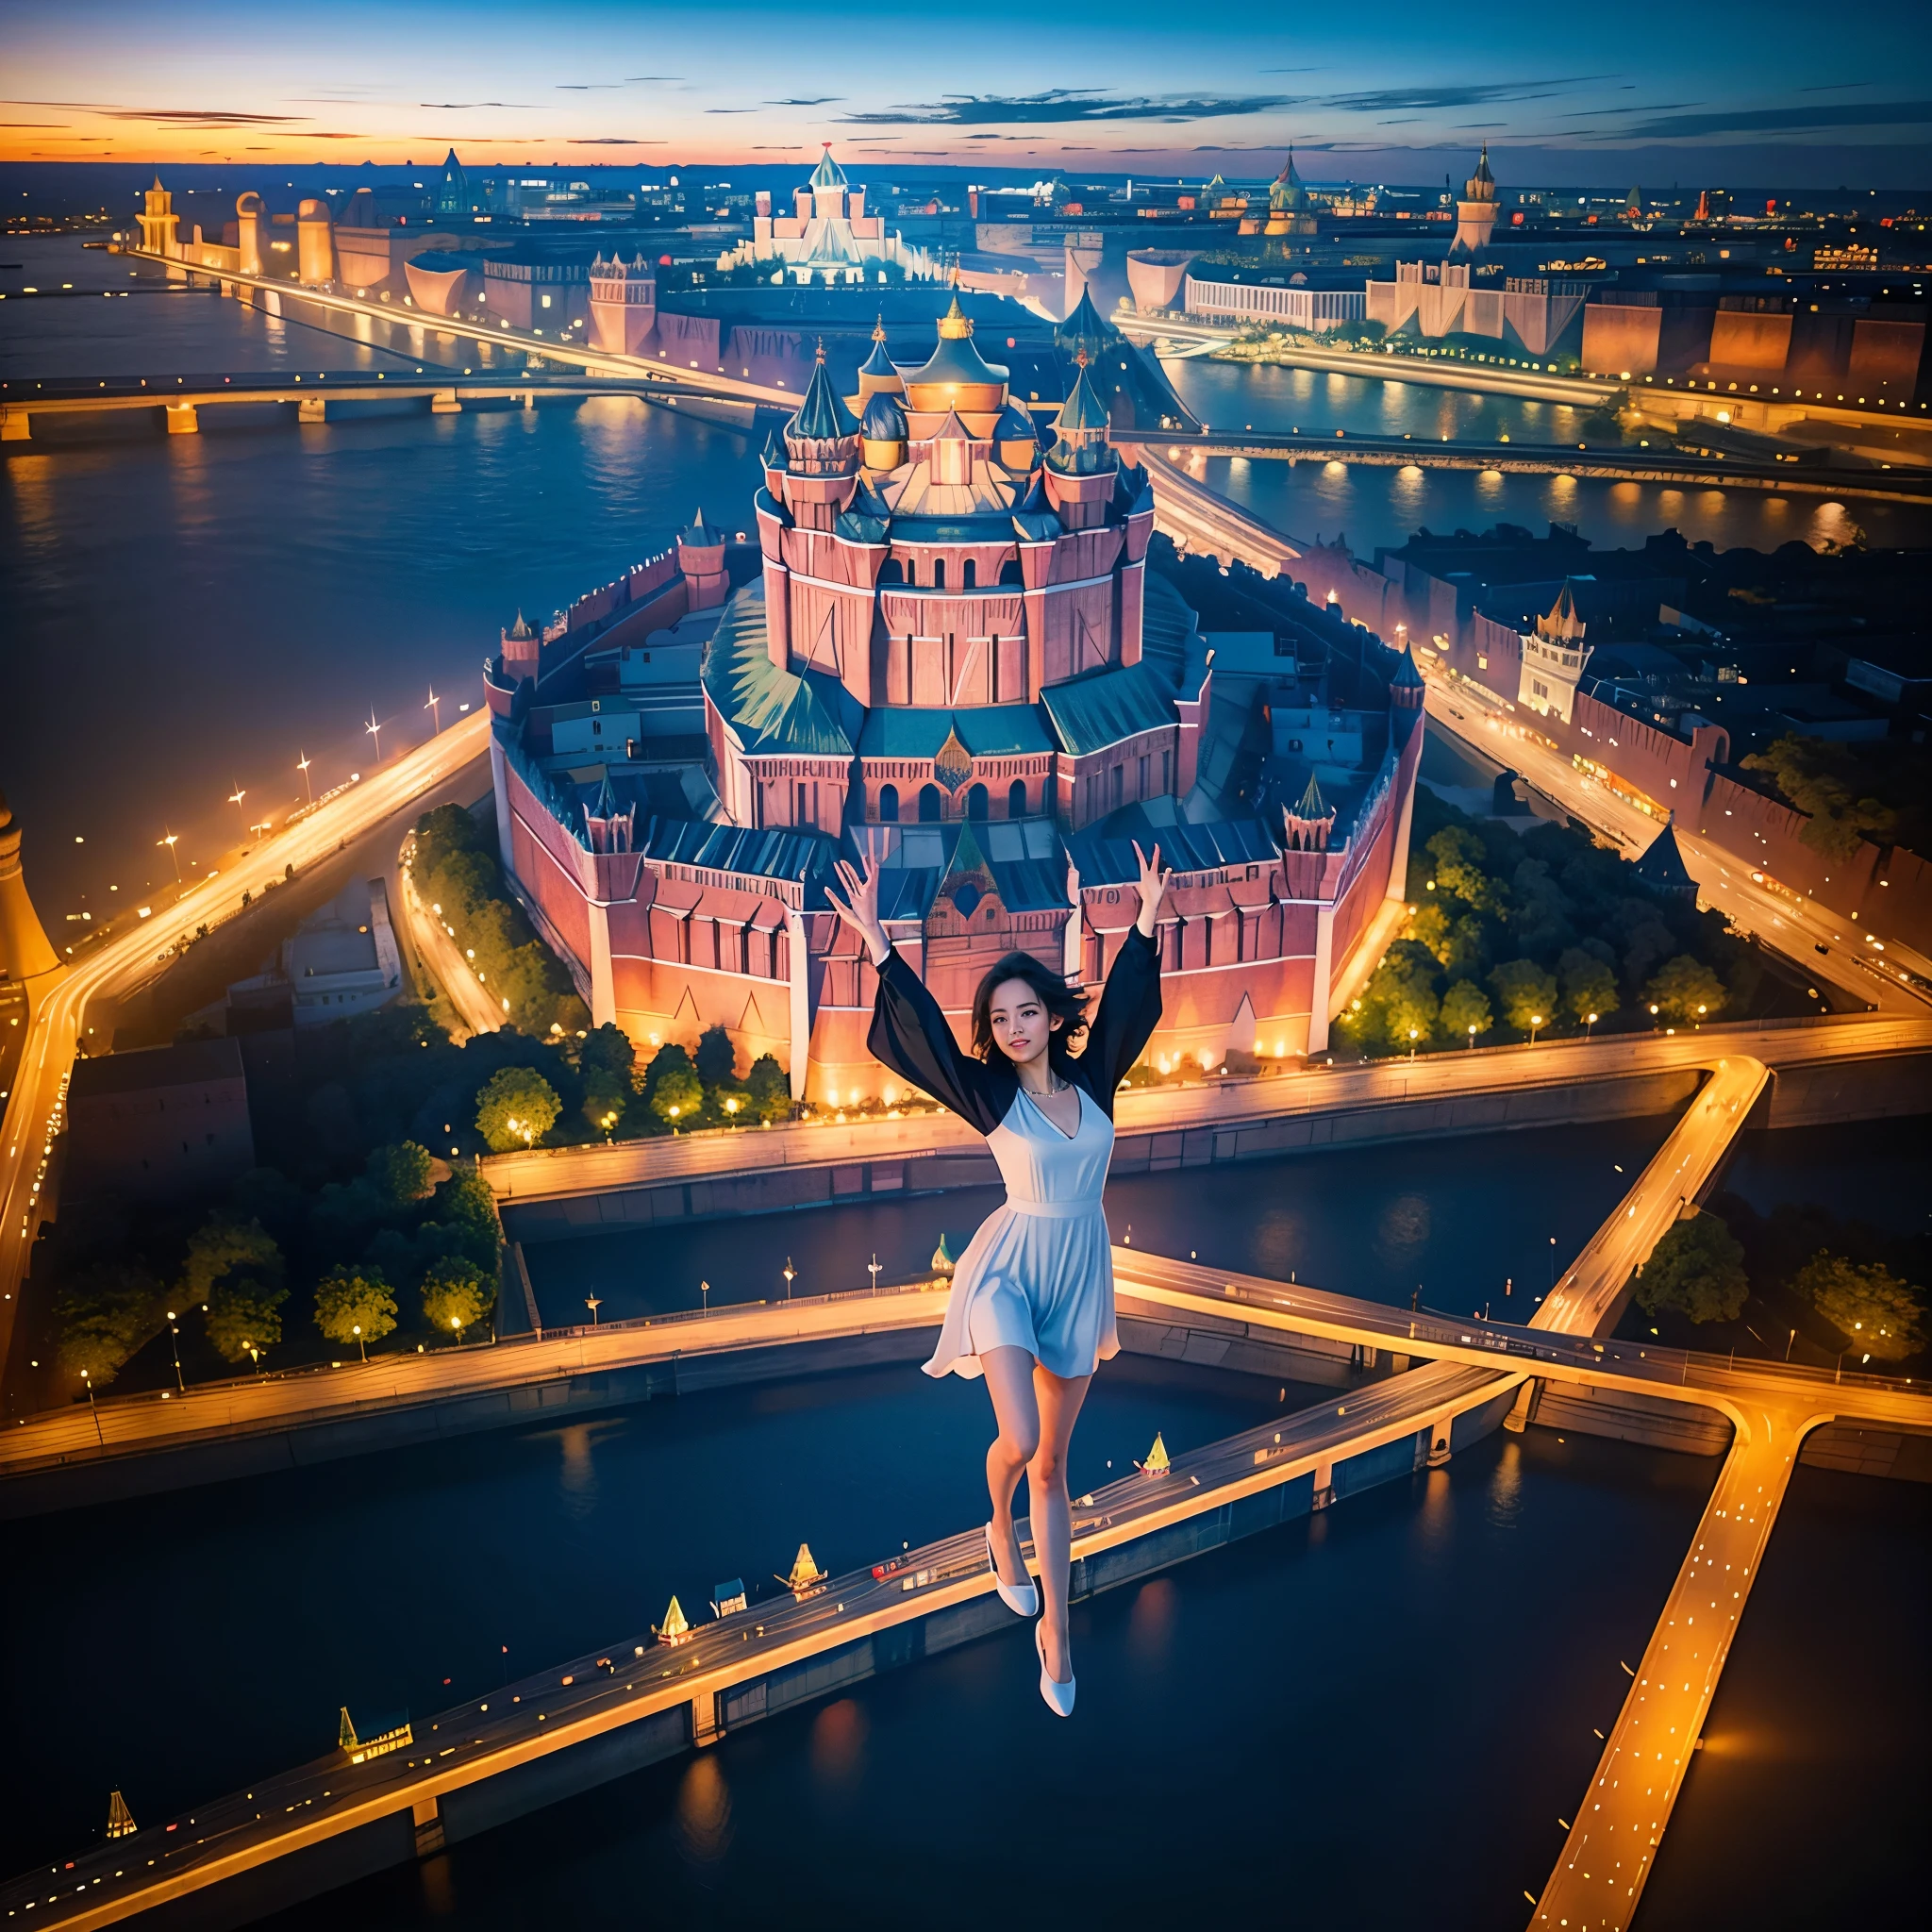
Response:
[4,0,1929,178]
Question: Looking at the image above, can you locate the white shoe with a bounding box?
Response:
[1035,1621,1075,1718]
[985,1523,1039,1617]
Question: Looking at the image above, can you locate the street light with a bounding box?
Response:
[165,1309,184,1391]
[1529,1012,1543,1046]
[81,1368,104,1447]
[1466,1024,1476,1050]
[1407,1025,1419,1060]
[352,1322,366,1364]
[451,1315,464,1346]
[425,688,441,734]
[868,1253,882,1294]
[158,830,181,884]
[700,1278,710,1317]
[1585,1009,1598,1041]
[296,754,312,808]
[365,712,383,762]
[227,785,248,839]
[783,1257,795,1300]
[585,1294,602,1326]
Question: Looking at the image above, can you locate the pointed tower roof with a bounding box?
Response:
[1056,284,1113,357]
[931,406,973,442]
[858,315,897,382]
[1540,576,1589,641]
[1633,820,1697,899]
[759,423,788,472]
[681,506,724,546]
[904,293,1009,393]
[443,146,461,168]
[1295,773,1328,820]
[790,341,859,441]
[1391,643,1424,690]
[809,143,848,191]
[1056,354,1110,436]
[589,773,620,820]
[507,608,534,641]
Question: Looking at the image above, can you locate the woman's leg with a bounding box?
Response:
[979,1346,1040,1589]
[1029,1365,1092,1683]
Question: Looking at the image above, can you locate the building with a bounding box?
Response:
[226,878,404,1030]
[719,147,939,287]
[65,1039,256,1202]
[1452,143,1499,257]
[485,298,1424,1094]
[1517,579,1592,724]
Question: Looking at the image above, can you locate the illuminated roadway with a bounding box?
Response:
[0,710,492,1370]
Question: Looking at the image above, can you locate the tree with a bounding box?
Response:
[1424,827,1503,914]
[1558,946,1620,1027]
[179,1213,282,1307]
[420,1257,495,1341]
[745,1053,792,1124]
[365,1141,435,1209]
[1793,1253,1925,1362]
[475,1066,561,1152]
[644,1042,704,1127]
[1644,954,1726,1025]
[313,1267,398,1352]
[206,1274,290,1365]
[694,1024,740,1087]
[55,1261,162,1386]
[412,802,489,879]
[1440,978,1493,1043]
[434,1164,504,1273]
[1636,1215,1749,1324]
[578,1023,635,1134]
[1360,941,1439,1052]
[1741,735,1899,859]
[1488,958,1559,1035]
[1403,901,1453,966]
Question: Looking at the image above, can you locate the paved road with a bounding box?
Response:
[394,836,502,1041]
[0,712,491,1368]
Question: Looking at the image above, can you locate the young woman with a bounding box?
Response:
[825,842,1171,1716]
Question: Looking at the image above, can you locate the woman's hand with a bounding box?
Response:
[1131,841,1172,939]
[827,852,891,965]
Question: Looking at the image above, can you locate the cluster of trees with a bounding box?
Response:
[1339,794,1744,1057]
[1635,1200,1926,1363]
[472,1022,791,1152]
[52,1142,501,1386]
[412,805,589,1040]
[1740,732,1926,862]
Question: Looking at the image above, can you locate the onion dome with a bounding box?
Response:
[1045,353,1117,477]
[858,317,898,384]
[785,341,860,475]
[1056,356,1110,436]
[993,400,1040,471]
[809,143,848,192]
[1269,148,1307,213]
[902,286,1009,411]
[860,388,908,470]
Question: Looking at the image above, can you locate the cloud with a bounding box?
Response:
[557,84,627,92]
[570,137,667,144]
[101,108,311,126]
[1615,98,1932,138]
[766,97,843,106]
[1799,81,1874,92]
[706,108,758,114]
[838,89,1305,126]
[1321,78,1608,113]
[0,121,70,127]
[418,101,533,109]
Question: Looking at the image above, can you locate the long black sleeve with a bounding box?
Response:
[1072,925,1162,1117]
[868,946,1014,1134]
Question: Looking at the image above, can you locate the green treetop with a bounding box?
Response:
[1636,1214,1749,1324]
[1488,958,1559,1036]
[1440,978,1493,1043]
[475,1066,562,1152]
[645,1042,704,1127]
[1793,1253,1925,1362]
[1644,954,1726,1025]
[313,1266,398,1352]
[420,1257,496,1341]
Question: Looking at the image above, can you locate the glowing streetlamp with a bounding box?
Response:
[425,688,442,734]
[245,1341,261,1375]
[81,1368,104,1447]
[297,753,312,808]
[365,712,383,762]
[699,1278,710,1318]
[1585,1009,1599,1041]
[1649,1002,1660,1031]
[1407,1025,1420,1060]
[1529,1012,1543,1045]
[165,1309,184,1391]
[227,785,248,838]
[868,1253,882,1294]
[1467,1024,1477,1050]
[451,1315,464,1347]
[783,1257,796,1301]
[585,1295,602,1326]
[351,1322,366,1364]
[158,830,181,884]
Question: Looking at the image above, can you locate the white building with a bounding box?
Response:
[716,147,937,286]
[1517,580,1593,724]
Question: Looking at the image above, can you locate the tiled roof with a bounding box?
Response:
[1067,807,1277,884]
[1041,661,1176,755]
[701,584,860,758]
[858,703,1055,759]
[636,815,835,887]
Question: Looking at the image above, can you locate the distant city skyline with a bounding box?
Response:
[6,0,1931,180]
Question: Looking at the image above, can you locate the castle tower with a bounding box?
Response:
[235,192,265,277]
[1042,351,1118,530]
[1264,150,1316,237]
[675,507,729,608]
[296,199,335,286]
[136,178,178,257]
[500,609,541,685]
[1517,579,1591,724]
[588,251,657,355]
[435,147,469,220]
[1452,143,1498,257]
[851,316,903,411]
[0,792,61,983]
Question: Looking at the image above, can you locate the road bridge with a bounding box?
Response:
[6,1225,1924,1928]
[1114,426,1932,504]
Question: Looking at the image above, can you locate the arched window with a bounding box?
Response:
[966,782,989,820]
[932,558,946,590]
[961,558,976,589]
[878,783,899,823]
[877,557,903,585]
[918,783,942,823]
[1008,778,1028,818]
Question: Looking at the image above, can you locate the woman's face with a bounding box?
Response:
[987,977,1060,1068]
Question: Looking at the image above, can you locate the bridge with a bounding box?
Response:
[6,1206,1926,1928]
[0,369,770,443]
[1114,425,1932,504]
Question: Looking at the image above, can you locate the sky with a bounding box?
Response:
[4,0,1931,182]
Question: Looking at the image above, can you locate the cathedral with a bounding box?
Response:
[485,295,1424,1100]
[715,146,939,286]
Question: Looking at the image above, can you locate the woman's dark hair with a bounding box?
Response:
[970,951,1089,1064]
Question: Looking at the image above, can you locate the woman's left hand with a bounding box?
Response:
[1131,841,1172,937]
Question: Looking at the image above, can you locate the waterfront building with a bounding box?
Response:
[1453,143,1500,257]
[484,300,1423,1096]
[719,147,939,286]
[65,1039,256,1203]
[1517,580,1592,724]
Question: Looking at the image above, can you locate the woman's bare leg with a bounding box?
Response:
[1029,1365,1092,1682]
[979,1346,1040,1589]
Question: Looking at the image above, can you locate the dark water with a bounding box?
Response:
[1163,356,1930,555]
[525,1114,1675,1327]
